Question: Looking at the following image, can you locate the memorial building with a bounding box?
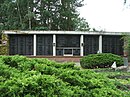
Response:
[4,31,124,56]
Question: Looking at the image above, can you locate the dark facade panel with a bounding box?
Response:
[84,35,99,55]
[73,49,80,56]
[36,35,53,55]
[56,49,63,56]
[9,35,33,55]
[56,35,80,47]
[9,35,18,55]
[56,35,80,56]
[102,35,123,55]
[25,36,33,55]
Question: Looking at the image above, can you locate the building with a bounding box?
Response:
[4,31,125,57]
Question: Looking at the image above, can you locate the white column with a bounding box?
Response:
[80,35,84,56]
[33,34,36,56]
[99,35,102,53]
[53,34,56,56]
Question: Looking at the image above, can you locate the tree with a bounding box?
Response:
[75,18,90,31]
[122,34,130,56]
[0,0,92,31]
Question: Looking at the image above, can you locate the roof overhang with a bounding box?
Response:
[3,30,130,35]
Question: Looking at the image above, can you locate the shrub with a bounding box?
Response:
[0,46,8,55]
[80,53,123,69]
[1,55,130,97]
[0,34,9,55]
[1,56,76,71]
[1,55,27,68]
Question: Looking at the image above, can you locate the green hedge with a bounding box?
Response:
[0,55,130,97]
[80,53,123,69]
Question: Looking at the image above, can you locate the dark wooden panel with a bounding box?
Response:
[36,35,53,55]
[103,35,123,55]
[84,35,99,55]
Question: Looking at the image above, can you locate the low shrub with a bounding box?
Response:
[1,55,27,68]
[0,55,76,71]
[1,55,130,97]
[80,53,123,69]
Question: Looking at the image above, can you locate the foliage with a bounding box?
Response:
[122,34,130,51]
[0,34,8,55]
[0,46,8,55]
[0,55,130,97]
[122,34,130,60]
[80,53,123,69]
[75,18,91,31]
[93,68,130,93]
[0,0,92,31]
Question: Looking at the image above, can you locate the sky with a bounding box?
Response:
[79,0,130,32]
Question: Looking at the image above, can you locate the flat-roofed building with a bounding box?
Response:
[3,31,126,57]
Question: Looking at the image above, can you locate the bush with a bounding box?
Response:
[1,55,130,97]
[80,53,123,69]
[0,34,9,55]
[0,46,8,55]
[1,55,27,68]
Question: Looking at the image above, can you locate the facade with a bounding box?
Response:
[4,31,125,56]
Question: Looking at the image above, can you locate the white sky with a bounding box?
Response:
[79,0,130,32]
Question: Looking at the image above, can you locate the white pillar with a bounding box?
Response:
[80,35,84,56]
[99,35,102,53]
[53,34,56,56]
[33,34,36,56]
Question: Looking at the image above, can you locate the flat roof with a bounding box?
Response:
[3,31,130,35]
